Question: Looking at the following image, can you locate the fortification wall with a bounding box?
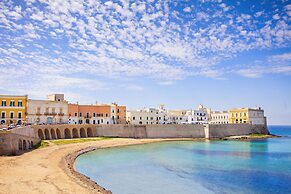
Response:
[145,124,205,138]
[0,132,40,155]
[209,124,269,138]
[95,124,205,138]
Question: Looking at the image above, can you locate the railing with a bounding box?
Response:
[58,113,65,116]
[44,112,57,116]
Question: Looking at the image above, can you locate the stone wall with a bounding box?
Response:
[95,124,205,138]
[0,131,40,155]
[209,124,269,138]
[0,124,269,155]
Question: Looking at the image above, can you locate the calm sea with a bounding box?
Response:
[75,126,291,194]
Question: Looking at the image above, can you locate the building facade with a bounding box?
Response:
[0,95,28,125]
[168,110,188,124]
[126,105,170,125]
[209,111,229,124]
[229,107,266,125]
[27,94,68,125]
[68,103,126,125]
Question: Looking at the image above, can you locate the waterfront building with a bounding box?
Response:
[168,110,188,124]
[126,105,170,125]
[229,107,266,125]
[27,94,68,125]
[209,111,229,124]
[0,95,28,125]
[68,103,126,125]
[168,104,209,124]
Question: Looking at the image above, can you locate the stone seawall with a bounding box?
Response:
[209,124,269,139]
[0,124,269,155]
[95,124,205,138]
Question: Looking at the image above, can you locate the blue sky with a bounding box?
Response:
[0,0,290,125]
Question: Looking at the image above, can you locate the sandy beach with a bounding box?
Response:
[0,138,195,194]
[0,135,276,194]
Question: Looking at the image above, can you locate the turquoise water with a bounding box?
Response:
[75,126,291,194]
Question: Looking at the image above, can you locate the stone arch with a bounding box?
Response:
[80,128,87,138]
[19,139,22,150]
[87,128,93,137]
[56,128,62,139]
[44,128,51,140]
[72,128,79,138]
[51,128,56,139]
[23,140,27,150]
[38,129,44,140]
[64,128,71,139]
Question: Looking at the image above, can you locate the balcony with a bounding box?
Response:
[84,116,91,118]
[44,112,57,116]
[58,113,65,116]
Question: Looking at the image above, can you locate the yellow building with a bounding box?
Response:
[229,107,265,125]
[0,95,28,125]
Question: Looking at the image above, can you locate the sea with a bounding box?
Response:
[75,126,291,194]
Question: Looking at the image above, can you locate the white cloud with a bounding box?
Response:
[183,7,191,12]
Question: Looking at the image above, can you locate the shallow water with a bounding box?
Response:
[75,126,291,194]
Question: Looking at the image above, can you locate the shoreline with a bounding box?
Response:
[0,135,277,194]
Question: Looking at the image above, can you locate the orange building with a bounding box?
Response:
[68,103,126,125]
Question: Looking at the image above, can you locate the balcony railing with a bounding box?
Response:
[58,113,65,116]
[44,112,57,116]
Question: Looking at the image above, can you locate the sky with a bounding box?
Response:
[0,0,290,125]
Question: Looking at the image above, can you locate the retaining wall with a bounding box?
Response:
[0,131,40,155]
[209,124,269,138]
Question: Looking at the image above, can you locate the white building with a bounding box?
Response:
[126,105,170,125]
[168,110,188,124]
[168,105,209,124]
[209,111,229,124]
[27,94,68,125]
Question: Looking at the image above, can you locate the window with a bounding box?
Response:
[52,108,56,114]
[93,113,96,117]
[60,108,63,114]
[140,117,142,120]
[117,115,119,119]
[86,112,89,117]
[106,113,108,117]
[117,109,120,113]
[10,112,14,118]
[147,117,149,120]
[133,117,135,120]
[1,112,5,118]
[10,101,15,107]
[1,101,6,106]
[112,109,115,113]
[18,112,21,119]
[46,107,49,114]
[139,121,142,124]
[37,107,41,114]
[18,101,22,107]
[75,112,77,117]
[79,112,82,117]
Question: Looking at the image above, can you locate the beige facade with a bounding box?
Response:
[210,111,229,124]
[126,105,170,125]
[27,94,68,124]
